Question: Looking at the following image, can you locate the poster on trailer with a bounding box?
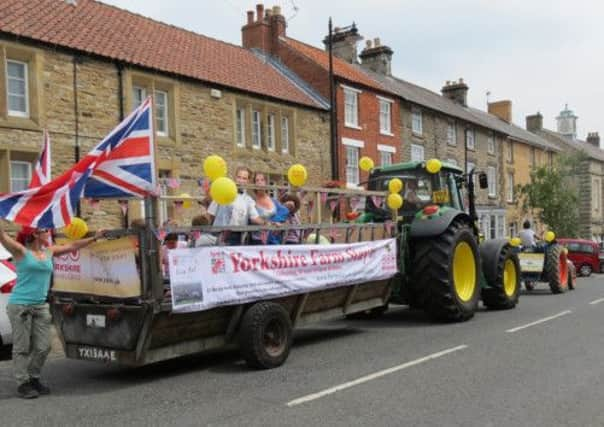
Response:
[168,238,398,313]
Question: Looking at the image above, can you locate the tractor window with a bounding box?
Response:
[447,173,463,209]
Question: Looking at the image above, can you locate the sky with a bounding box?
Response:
[102,0,603,140]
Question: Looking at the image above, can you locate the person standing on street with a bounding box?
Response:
[0,220,105,399]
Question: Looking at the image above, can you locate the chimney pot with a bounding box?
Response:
[459,78,464,84]
[272,5,281,15]
[256,4,264,22]
[366,40,372,48]
[246,10,254,24]
[374,37,380,46]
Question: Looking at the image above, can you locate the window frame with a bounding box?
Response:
[378,97,393,135]
[507,141,514,163]
[345,145,360,186]
[487,132,495,154]
[132,86,147,109]
[267,113,276,151]
[10,160,32,192]
[466,128,475,150]
[411,107,423,135]
[447,122,457,146]
[411,144,425,162]
[281,115,290,154]
[507,172,514,203]
[6,59,30,118]
[487,165,497,198]
[252,109,262,149]
[154,89,169,136]
[344,87,360,128]
[236,107,246,148]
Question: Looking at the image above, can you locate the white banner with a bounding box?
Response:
[168,238,398,313]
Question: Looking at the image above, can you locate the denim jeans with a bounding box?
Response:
[6,303,52,385]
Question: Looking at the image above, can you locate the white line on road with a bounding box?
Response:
[589,298,604,305]
[286,344,468,407]
[505,310,572,333]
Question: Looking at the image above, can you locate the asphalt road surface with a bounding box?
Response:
[1,276,603,427]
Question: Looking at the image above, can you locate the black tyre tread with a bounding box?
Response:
[545,244,567,294]
[482,245,520,310]
[410,220,480,322]
[239,302,292,369]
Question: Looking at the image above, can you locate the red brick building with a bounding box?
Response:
[242,4,400,188]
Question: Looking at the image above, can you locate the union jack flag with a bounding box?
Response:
[29,129,51,188]
[0,98,155,228]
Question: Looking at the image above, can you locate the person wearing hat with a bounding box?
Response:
[0,219,105,399]
[280,193,302,244]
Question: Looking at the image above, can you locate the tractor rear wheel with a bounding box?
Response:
[545,244,569,294]
[411,220,480,322]
[481,244,520,309]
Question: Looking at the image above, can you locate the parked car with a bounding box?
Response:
[557,238,600,277]
[0,259,16,348]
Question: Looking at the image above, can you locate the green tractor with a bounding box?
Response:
[363,160,520,322]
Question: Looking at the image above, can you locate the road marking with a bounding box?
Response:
[505,310,572,333]
[589,298,604,305]
[286,344,468,407]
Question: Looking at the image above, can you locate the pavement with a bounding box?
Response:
[0,275,603,426]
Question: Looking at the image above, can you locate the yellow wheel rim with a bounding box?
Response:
[452,241,476,302]
[503,259,517,297]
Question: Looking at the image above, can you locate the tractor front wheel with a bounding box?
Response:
[411,220,480,322]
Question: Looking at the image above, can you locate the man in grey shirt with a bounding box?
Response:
[518,220,540,248]
[207,166,264,245]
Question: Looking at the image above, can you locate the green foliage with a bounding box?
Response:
[518,152,586,237]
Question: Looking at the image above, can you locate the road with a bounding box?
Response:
[1,276,603,427]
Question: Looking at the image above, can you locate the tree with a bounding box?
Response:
[518,152,586,237]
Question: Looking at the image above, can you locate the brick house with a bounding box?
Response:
[527,109,604,240]
[0,0,331,228]
[241,4,400,188]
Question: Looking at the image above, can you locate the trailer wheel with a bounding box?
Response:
[239,302,292,369]
[481,243,520,310]
[545,244,569,294]
[411,219,480,322]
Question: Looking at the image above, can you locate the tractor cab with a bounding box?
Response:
[365,160,467,222]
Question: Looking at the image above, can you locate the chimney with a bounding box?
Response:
[441,78,469,106]
[526,112,543,132]
[323,23,363,64]
[587,132,601,148]
[359,37,394,76]
[488,100,512,123]
[241,4,286,56]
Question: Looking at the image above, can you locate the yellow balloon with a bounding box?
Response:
[509,237,522,247]
[426,158,442,174]
[359,156,374,172]
[178,193,192,209]
[63,217,88,240]
[388,178,403,194]
[387,193,403,210]
[210,177,237,205]
[544,231,556,243]
[203,155,227,181]
[288,164,308,187]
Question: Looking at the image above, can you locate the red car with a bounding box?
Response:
[557,238,600,277]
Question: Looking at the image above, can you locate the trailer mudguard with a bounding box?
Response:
[409,208,472,238]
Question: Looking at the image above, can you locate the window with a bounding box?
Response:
[497,215,505,238]
[447,122,456,146]
[487,132,495,154]
[252,110,262,149]
[507,142,514,162]
[345,146,360,186]
[379,98,392,134]
[6,59,29,117]
[132,86,146,108]
[155,90,168,136]
[465,129,475,150]
[236,108,246,147]
[507,173,514,202]
[411,144,424,162]
[487,166,497,197]
[10,160,32,192]
[380,151,392,166]
[344,88,359,127]
[281,116,290,153]
[412,108,422,135]
[267,113,276,151]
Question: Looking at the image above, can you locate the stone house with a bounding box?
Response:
[0,0,331,228]
[527,108,604,240]
[241,4,401,188]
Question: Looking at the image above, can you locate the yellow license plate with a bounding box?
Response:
[432,189,450,204]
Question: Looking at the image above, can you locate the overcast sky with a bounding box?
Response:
[103,0,602,140]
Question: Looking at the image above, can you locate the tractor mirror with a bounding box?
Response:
[478,172,488,189]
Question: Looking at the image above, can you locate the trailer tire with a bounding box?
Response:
[481,244,520,310]
[545,244,569,294]
[410,219,480,322]
[239,302,292,369]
